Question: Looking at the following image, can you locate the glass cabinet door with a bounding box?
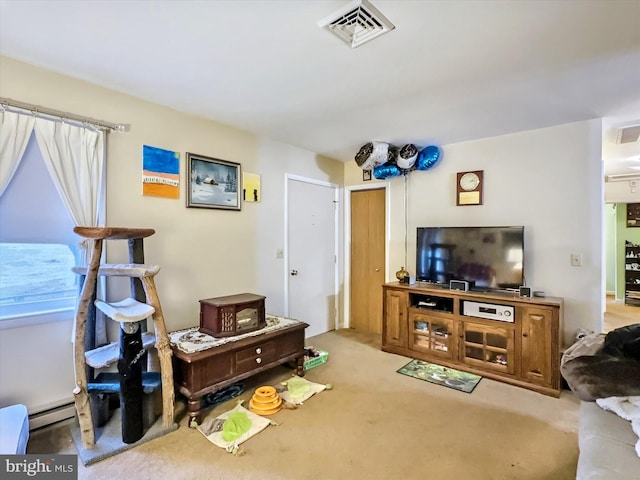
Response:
[409,313,455,360]
[461,321,515,374]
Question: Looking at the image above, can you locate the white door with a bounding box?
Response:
[286,175,338,339]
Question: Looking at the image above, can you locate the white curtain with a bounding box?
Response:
[33,119,107,345]
[0,110,35,197]
[33,119,105,266]
[2,111,107,344]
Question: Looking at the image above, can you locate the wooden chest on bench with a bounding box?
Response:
[199,293,266,337]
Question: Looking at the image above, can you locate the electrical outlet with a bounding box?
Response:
[570,253,582,267]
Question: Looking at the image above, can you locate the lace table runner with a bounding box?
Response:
[169,314,303,354]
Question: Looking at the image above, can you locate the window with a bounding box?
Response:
[0,133,80,325]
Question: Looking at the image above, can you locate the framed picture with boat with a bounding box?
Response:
[186,152,241,210]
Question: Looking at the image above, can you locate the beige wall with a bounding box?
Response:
[344,119,604,346]
[0,55,343,413]
[606,180,640,203]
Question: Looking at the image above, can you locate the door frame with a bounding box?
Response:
[344,182,391,329]
[284,173,340,332]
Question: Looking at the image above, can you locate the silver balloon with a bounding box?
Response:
[354,141,390,170]
[397,144,418,170]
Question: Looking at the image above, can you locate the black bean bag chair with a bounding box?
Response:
[561,324,640,401]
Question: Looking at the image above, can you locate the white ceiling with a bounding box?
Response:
[1,0,639,174]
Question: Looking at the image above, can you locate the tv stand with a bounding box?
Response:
[382,282,563,397]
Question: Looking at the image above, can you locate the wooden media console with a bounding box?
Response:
[383,282,563,397]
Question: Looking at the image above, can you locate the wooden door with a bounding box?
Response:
[382,288,408,348]
[350,188,386,334]
[521,306,553,387]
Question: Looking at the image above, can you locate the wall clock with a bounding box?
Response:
[456,170,483,206]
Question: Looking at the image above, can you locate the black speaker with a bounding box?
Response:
[450,280,469,291]
[519,286,532,298]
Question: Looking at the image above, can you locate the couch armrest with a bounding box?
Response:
[577,401,640,480]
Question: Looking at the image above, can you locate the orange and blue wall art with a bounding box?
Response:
[142,145,180,199]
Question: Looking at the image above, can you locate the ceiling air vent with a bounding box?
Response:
[318,0,395,49]
[616,124,640,144]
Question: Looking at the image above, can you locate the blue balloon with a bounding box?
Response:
[373,162,401,180]
[416,145,441,171]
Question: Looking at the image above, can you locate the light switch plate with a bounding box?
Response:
[570,253,582,266]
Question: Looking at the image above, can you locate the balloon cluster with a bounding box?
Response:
[354,142,441,180]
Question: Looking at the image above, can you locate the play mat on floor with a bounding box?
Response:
[196,376,327,454]
[397,359,482,393]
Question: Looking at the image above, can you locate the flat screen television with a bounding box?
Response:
[416,226,524,290]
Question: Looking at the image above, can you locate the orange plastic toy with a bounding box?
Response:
[249,385,282,415]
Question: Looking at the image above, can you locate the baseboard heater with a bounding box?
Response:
[29,402,75,431]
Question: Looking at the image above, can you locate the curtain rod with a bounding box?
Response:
[0,96,129,132]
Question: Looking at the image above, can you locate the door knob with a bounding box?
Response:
[375,268,380,272]
[290,270,298,276]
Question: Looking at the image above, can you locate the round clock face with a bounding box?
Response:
[460,172,480,191]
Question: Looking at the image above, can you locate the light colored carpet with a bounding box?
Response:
[28,329,580,480]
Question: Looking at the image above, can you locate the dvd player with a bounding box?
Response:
[462,300,514,322]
